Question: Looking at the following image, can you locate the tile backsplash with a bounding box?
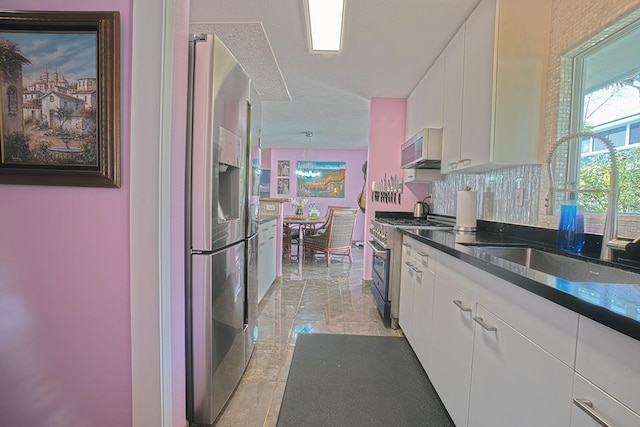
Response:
[431,164,541,226]
[431,164,640,239]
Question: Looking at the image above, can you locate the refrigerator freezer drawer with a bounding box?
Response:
[189,241,246,425]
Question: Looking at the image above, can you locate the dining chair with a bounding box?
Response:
[303,208,358,266]
[303,205,343,239]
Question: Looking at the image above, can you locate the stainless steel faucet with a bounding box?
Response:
[545,132,619,261]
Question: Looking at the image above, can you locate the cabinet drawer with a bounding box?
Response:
[402,237,436,272]
[571,373,640,427]
[575,316,640,415]
[436,250,578,367]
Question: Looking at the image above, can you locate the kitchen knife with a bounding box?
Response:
[383,173,387,203]
[393,175,397,204]
[398,178,403,204]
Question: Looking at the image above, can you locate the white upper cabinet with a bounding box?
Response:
[443,0,552,173]
[405,51,445,140]
[441,24,465,172]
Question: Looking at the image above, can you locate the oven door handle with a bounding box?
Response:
[366,240,388,260]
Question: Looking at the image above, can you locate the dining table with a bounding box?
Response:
[283,215,327,260]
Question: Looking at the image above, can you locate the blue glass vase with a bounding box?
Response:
[557,203,584,254]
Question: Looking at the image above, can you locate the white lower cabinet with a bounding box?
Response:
[257,219,277,303]
[401,235,640,427]
[575,315,640,416]
[571,373,640,427]
[398,257,416,342]
[467,304,573,427]
[429,275,475,427]
[399,238,436,370]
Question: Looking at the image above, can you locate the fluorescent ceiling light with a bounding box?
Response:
[307,0,344,52]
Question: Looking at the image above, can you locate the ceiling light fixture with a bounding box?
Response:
[306,0,345,52]
[296,132,321,178]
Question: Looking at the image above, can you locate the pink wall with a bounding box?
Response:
[267,148,368,242]
[363,98,429,280]
[0,1,133,426]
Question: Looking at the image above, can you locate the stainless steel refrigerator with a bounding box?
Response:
[185,33,258,426]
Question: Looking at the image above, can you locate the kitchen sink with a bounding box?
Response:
[473,246,640,284]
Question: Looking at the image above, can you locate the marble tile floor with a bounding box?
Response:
[214,245,403,426]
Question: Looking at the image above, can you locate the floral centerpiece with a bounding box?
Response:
[291,198,307,216]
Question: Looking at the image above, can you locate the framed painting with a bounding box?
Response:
[296,161,345,198]
[259,168,270,198]
[277,160,290,176]
[277,177,289,195]
[0,11,120,187]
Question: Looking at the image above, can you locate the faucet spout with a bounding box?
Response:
[546,132,618,261]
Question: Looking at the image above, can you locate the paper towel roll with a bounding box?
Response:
[456,190,477,231]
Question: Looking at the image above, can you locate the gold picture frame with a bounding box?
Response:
[0,10,120,187]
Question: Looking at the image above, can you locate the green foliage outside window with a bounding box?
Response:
[579,146,640,214]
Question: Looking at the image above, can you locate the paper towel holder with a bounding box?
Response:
[454,186,477,232]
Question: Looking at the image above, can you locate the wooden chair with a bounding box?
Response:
[282,224,300,260]
[303,208,358,266]
[303,205,344,239]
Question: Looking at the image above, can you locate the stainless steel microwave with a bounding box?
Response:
[400,128,443,169]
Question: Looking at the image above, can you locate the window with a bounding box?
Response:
[7,86,17,114]
[570,18,640,214]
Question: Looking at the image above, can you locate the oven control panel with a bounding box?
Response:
[369,226,388,247]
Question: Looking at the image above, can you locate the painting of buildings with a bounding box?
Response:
[0,31,98,165]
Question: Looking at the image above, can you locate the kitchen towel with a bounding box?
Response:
[456,189,477,231]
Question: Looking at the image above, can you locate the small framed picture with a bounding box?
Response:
[278,160,290,176]
[277,178,289,195]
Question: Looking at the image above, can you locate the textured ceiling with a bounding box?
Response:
[190,0,482,149]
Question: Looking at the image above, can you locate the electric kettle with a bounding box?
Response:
[413,198,431,218]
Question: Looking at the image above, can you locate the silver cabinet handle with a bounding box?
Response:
[403,242,411,247]
[448,162,458,169]
[459,158,472,166]
[418,252,429,267]
[452,299,472,312]
[404,261,413,267]
[473,316,497,331]
[573,399,616,427]
[411,266,422,274]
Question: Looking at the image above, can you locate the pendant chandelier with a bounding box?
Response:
[295,131,321,178]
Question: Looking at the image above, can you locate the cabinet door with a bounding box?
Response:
[441,23,465,173]
[265,226,276,288]
[410,263,435,372]
[257,221,277,302]
[459,0,496,171]
[429,275,476,427]
[422,53,444,129]
[405,88,418,139]
[399,253,416,343]
[571,373,640,427]
[468,304,573,427]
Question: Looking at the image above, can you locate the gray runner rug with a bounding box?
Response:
[276,333,455,427]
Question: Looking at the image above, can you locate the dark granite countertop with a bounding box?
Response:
[398,226,640,342]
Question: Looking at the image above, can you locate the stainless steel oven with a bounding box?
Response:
[368,239,390,323]
[368,212,454,328]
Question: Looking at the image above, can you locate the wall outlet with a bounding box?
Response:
[515,188,524,207]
